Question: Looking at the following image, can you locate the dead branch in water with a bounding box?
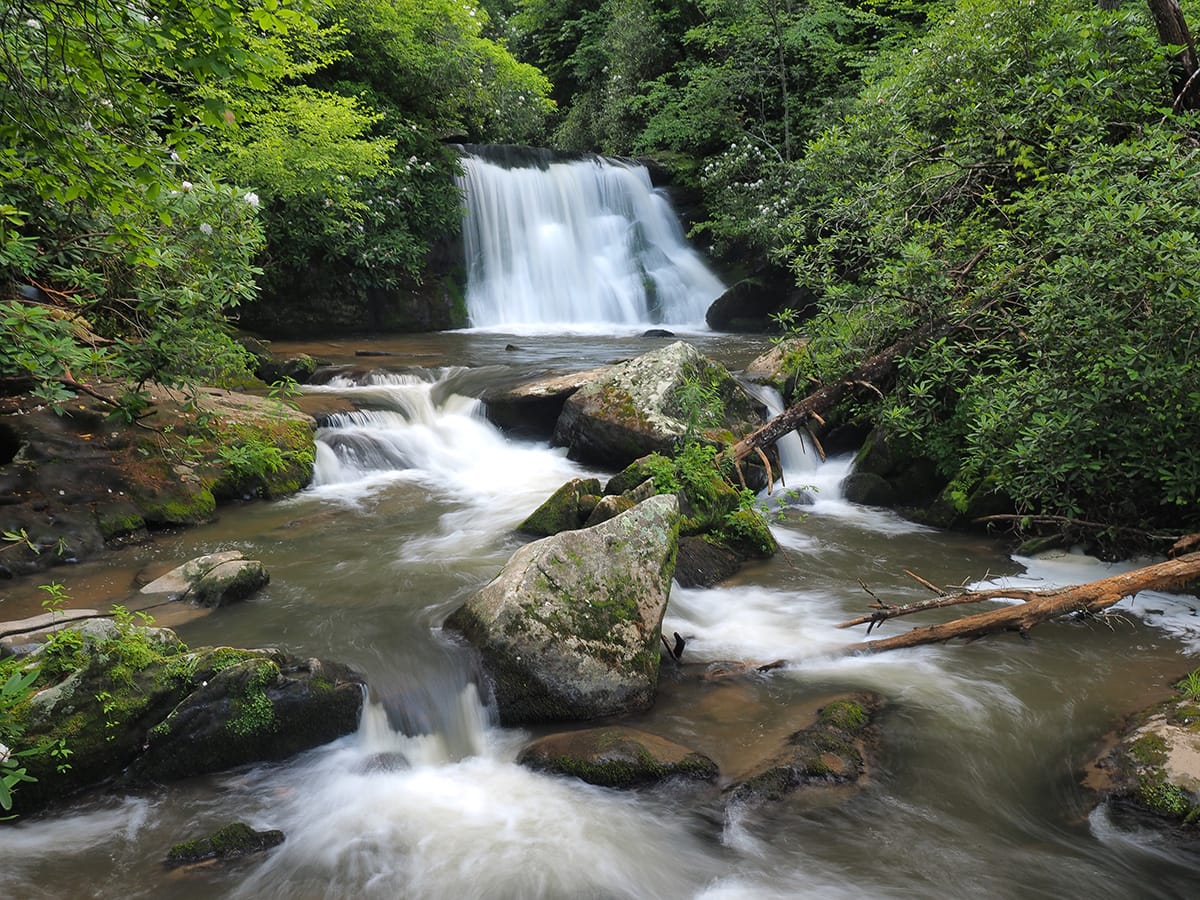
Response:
[841,551,1200,653]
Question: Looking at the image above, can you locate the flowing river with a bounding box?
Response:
[3,153,1200,897]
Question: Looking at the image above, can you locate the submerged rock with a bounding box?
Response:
[445,494,681,725]
[1084,686,1200,827]
[726,693,883,806]
[518,726,717,787]
[166,822,285,868]
[552,342,765,469]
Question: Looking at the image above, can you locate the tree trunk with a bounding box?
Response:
[1146,0,1200,109]
[724,319,947,468]
[846,551,1200,654]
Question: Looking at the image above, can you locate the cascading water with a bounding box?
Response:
[456,147,725,331]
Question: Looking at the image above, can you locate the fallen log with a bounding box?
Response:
[846,551,1200,654]
[724,319,947,469]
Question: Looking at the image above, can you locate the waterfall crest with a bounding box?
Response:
[456,148,724,332]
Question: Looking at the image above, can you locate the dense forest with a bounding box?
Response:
[1,0,1198,546]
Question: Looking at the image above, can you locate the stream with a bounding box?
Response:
[2,333,1199,899]
[4,152,1200,897]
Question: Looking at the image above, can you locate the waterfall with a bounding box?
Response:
[456,147,724,332]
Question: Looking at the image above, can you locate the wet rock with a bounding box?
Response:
[1084,687,1200,827]
[257,354,319,386]
[445,494,681,725]
[674,535,746,588]
[518,726,717,787]
[641,329,675,338]
[9,623,364,815]
[517,478,603,537]
[552,342,765,469]
[483,366,613,436]
[726,693,883,805]
[851,428,944,508]
[742,338,806,398]
[0,383,316,576]
[166,822,285,868]
[139,551,270,606]
[705,268,813,333]
[582,494,634,528]
[134,652,364,782]
[841,472,898,507]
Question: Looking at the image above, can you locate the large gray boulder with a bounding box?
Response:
[552,342,765,469]
[445,494,681,725]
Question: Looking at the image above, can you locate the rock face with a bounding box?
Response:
[139,551,270,606]
[726,694,883,805]
[1084,687,1200,826]
[742,338,806,396]
[518,726,718,787]
[552,342,765,469]
[445,494,681,725]
[9,621,364,814]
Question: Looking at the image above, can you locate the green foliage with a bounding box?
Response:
[774,0,1200,543]
[1178,670,1200,703]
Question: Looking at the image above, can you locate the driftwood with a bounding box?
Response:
[841,550,1200,654]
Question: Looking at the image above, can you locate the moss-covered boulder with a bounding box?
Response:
[517,478,602,537]
[742,337,807,399]
[552,342,765,469]
[166,822,285,868]
[133,651,364,782]
[605,450,777,587]
[1084,684,1200,827]
[518,726,718,787]
[445,494,681,725]
[3,622,363,815]
[726,693,883,806]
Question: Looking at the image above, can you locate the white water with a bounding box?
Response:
[457,152,724,332]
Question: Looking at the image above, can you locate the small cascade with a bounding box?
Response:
[456,147,724,331]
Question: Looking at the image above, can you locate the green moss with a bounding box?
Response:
[1128,733,1168,767]
[227,691,276,737]
[719,507,778,558]
[819,700,869,732]
[141,487,217,525]
[1136,777,1193,818]
[96,511,145,539]
[166,822,285,867]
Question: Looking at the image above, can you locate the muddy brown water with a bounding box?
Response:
[2,333,1199,899]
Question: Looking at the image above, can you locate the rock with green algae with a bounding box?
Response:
[552,341,765,469]
[604,452,777,587]
[4,621,364,816]
[726,693,883,806]
[518,726,718,787]
[166,822,285,868]
[1084,688,1200,828]
[517,477,602,536]
[445,494,681,725]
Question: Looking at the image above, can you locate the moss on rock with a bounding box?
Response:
[166,822,285,868]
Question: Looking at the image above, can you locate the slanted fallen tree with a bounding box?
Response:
[723,320,951,483]
[838,544,1200,654]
